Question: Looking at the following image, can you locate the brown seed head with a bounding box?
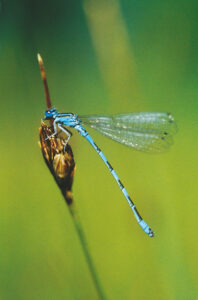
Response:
[39,122,75,205]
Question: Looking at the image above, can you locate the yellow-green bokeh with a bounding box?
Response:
[0,1,198,299]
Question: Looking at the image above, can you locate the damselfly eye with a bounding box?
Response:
[45,110,52,118]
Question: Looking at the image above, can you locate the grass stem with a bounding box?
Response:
[69,204,107,300]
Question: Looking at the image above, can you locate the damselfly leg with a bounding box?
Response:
[57,124,72,151]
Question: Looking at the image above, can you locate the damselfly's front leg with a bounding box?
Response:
[45,119,59,141]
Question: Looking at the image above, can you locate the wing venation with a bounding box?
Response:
[79,112,177,152]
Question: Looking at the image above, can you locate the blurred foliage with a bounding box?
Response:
[0,0,198,299]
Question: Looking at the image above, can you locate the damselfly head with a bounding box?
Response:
[45,108,58,119]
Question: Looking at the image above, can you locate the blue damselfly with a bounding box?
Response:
[38,54,177,237]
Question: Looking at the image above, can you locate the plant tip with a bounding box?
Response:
[37,54,52,109]
[37,53,42,64]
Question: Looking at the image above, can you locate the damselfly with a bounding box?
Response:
[38,54,177,237]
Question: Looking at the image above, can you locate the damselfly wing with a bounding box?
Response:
[79,112,177,153]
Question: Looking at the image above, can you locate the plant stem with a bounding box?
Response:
[69,204,107,300]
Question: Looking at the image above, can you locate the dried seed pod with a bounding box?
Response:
[39,122,75,205]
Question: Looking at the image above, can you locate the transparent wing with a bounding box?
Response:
[79,112,177,153]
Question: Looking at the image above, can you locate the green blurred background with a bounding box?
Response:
[0,0,198,299]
